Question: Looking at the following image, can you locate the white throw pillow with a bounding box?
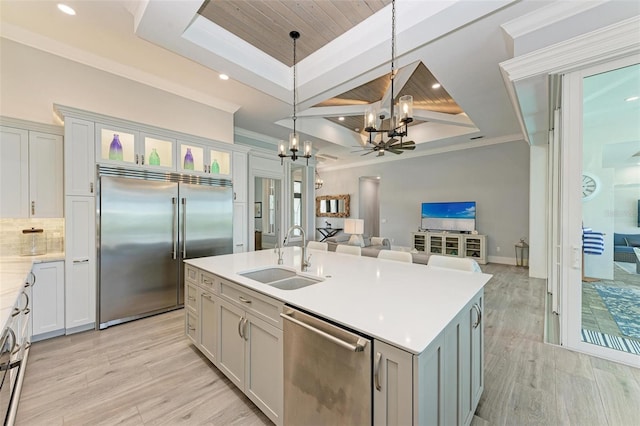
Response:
[348,234,364,247]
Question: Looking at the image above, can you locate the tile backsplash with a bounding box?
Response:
[0,218,65,256]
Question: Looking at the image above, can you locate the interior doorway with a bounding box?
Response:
[359,177,380,238]
[254,176,281,250]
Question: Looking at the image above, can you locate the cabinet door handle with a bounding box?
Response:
[242,318,249,341]
[30,271,36,287]
[233,192,237,201]
[141,154,145,165]
[472,303,482,328]
[187,296,196,302]
[31,201,35,215]
[73,258,89,263]
[135,153,139,164]
[21,291,30,310]
[374,352,383,391]
[238,296,251,304]
[90,182,94,193]
[238,317,244,339]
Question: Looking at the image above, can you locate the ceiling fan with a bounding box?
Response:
[352,136,416,157]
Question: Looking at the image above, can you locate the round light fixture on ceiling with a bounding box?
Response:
[57,3,76,15]
[625,96,639,102]
[219,74,229,81]
[338,116,345,121]
[431,83,441,89]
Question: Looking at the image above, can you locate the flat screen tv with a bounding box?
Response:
[421,201,476,233]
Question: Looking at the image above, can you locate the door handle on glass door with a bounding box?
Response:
[182,198,187,258]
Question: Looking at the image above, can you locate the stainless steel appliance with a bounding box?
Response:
[281,307,372,425]
[98,166,233,329]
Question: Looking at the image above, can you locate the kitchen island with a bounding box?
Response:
[185,246,492,426]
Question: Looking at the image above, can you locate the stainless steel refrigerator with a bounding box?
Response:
[97,167,233,329]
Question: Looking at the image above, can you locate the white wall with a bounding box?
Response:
[0,38,234,143]
[317,140,530,263]
[614,166,640,234]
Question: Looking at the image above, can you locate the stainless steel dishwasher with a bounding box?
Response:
[281,307,372,425]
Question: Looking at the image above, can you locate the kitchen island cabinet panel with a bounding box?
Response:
[199,289,218,365]
[218,298,246,388]
[244,312,283,425]
[373,340,413,426]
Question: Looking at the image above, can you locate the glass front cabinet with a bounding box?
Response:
[177,140,230,176]
[96,124,176,171]
[95,123,230,176]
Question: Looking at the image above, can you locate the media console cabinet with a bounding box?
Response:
[412,232,487,264]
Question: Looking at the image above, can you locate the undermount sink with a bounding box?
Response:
[239,267,297,284]
[239,267,323,290]
[267,275,323,290]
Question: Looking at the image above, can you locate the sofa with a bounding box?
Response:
[613,233,640,262]
[325,235,391,258]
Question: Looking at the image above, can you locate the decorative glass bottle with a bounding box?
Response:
[149,148,160,166]
[211,158,220,174]
[184,148,194,170]
[108,134,123,161]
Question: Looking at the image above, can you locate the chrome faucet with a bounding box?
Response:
[283,225,311,272]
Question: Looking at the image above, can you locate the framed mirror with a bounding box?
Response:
[316,194,350,218]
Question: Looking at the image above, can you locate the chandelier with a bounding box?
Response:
[363,0,413,147]
[278,31,312,165]
[315,170,323,190]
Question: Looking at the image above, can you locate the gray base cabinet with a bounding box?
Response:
[374,289,484,426]
[185,265,284,426]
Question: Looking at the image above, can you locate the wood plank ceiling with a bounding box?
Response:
[198,0,464,138]
[198,0,390,66]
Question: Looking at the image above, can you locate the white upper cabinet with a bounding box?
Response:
[29,131,63,217]
[177,140,231,176]
[232,151,247,202]
[0,125,63,218]
[0,126,29,217]
[64,117,95,196]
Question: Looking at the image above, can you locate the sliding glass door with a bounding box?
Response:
[561,56,640,366]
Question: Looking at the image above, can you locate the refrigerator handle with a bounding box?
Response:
[182,197,187,258]
[172,197,177,260]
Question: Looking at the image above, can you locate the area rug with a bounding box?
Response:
[614,261,637,275]
[581,329,640,355]
[594,284,640,339]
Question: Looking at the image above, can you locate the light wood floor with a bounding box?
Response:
[17,264,640,425]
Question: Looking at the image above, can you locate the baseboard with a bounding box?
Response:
[65,323,95,335]
[487,255,515,265]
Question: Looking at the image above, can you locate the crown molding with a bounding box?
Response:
[0,25,241,114]
[500,16,640,82]
[0,116,63,135]
[501,1,607,40]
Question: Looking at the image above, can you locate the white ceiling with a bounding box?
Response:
[0,0,637,168]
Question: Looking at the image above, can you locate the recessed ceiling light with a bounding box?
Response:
[625,96,639,102]
[219,74,229,81]
[57,3,76,15]
[338,116,345,121]
[432,83,441,89]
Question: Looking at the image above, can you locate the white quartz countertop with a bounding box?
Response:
[186,247,492,354]
[0,253,65,330]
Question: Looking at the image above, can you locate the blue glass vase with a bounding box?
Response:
[108,134,123,161]
[184,148,194,170]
